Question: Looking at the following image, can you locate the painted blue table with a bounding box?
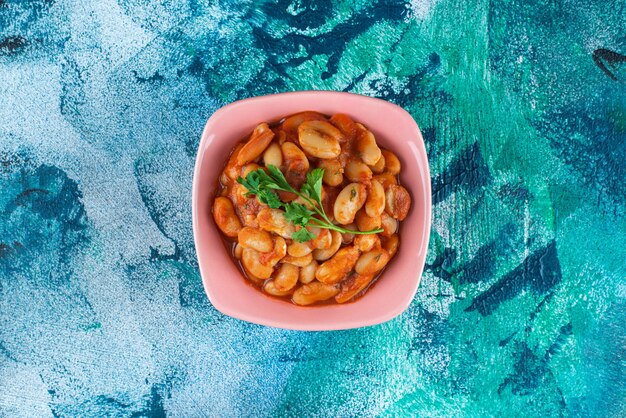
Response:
[1,1,624,416]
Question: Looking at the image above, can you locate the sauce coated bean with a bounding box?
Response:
[237,123,274,165]
[316,246,360,284]
[298,120,342,159]
[213,197,242,238]
[334,183,367,225]
[292,282,340,306]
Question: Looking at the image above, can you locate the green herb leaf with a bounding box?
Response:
[257,170,278,188]
[302,168,324,202]
[267,165,295,192]
[284,202,314,227]
[237,171,262,195]
[292,227,316,243]
[258,189,283,209]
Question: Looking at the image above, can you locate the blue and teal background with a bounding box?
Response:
[1,1,625,416]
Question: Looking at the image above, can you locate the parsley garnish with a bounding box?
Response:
[292,228,316,242]
[238,165,384,242]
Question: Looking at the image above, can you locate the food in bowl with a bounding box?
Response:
[212,111,411,306]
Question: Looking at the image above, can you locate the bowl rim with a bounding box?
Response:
[192,90,431,330]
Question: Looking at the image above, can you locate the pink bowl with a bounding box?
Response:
[192,91,431,330]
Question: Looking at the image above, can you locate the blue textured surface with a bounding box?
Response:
[1,1,625,416]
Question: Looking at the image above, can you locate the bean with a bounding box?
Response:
[380,212,398,237]
[237,123,275,165]
[263,142,283,168]
[355,128,382,166]
[242,248,274,279]
[355,209,382,232]
[302,226,332,250]
[231,183,262,227]
[238,227,274,253]
[369,153,385,174]
[382,234,399,258]
[292,282,340,306]
[241,163,262,178]
[257,208,295,238]
[354,234,380,252]
[385,184,411,220]
[299,260,318,284]
[338,146,352,171]
[273,263,299,292]
[282,111,327,138]
[282,253,313,267]
[335,273,375,304]
[355,249,390,275]
[318,159,343,186]
[311,228,332,250]
[261,236,287,266]
[381,149,401,175]
[315,246,360,284]
[231,183,256,216]
[275,129,288,145]
[306,224,328,241]
[234,243,243,259]
[329,113,357,142]
[298,120,342,159]
[372,173,397,189]
[264,280,294,296]
[344,159,372,183]
[313,230,342,261]
[232,182,248,202]
[287,240,313,257]
[223,143,245,180]
[213,197,242,237]
[281,142,309,168]
[333,183,367,225]
[281,142,310,190]
[341,223,358,244]
[242,265,265,285]
[365,180,385,218]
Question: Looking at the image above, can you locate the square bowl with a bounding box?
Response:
[192,91,431,331]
